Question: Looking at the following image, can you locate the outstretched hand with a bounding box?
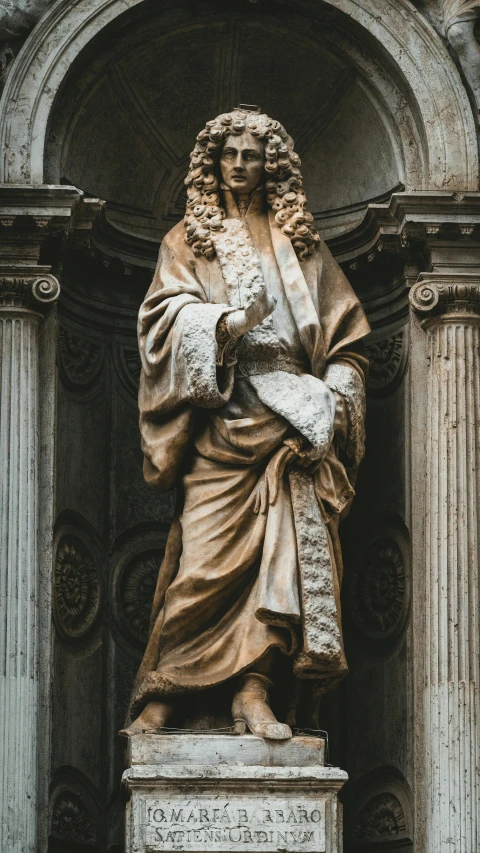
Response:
[244,285,276,330]
[284,437,326,472]
[227,284,276,337]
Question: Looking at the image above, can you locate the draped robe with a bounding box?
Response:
[128,189,370,721]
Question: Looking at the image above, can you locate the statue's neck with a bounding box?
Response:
[234,193,252,218]
[221,184,266,219]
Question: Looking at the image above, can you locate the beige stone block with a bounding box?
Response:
[123,735,346,853]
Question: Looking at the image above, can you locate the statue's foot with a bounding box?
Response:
[232,673,292,741]
[119,700,174,737]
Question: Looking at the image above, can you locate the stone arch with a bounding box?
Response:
[0,0,477,190]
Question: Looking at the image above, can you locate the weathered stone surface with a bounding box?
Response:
[123,735,345,853]
[0,270,60,853]
[127,734,325,768]
[0,2,480,851]
[410,272,480,852]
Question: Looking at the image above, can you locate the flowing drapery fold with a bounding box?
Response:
[128,200,369,722]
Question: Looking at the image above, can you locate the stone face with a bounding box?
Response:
[123,735,345,853]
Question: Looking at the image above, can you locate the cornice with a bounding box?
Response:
[85,192,480,273]
[329,192,480,264]
[0,185,83,224]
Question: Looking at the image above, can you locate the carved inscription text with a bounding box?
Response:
[143,797,327,852]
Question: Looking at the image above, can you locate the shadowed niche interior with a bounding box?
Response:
[45,0,407,269]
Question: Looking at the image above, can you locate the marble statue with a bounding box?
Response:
[122,106,370,741]
[444,0,480,109]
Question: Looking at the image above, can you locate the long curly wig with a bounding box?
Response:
[184,108,320,262]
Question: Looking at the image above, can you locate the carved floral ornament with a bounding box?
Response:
[59,326,104,387]
[115,549,163,647]
[365,332,407,396]
[353,792,407,842]
[409,278,480,318]
[51,791,96,844]
[349,536,408,643]
[53,535,102,641]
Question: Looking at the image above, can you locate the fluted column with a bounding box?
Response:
[410,275,480,853]
[0,273,60,852]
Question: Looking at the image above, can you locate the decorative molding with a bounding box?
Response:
[409,275,480,318]
[353,793,407,842]
[366,331,407,396]
[0,272,60,313]
[51,791,96,845]
[329,191,480,265]
[0,185,82,245]
[58,326,104,387]
[53,535,101,642]
[1,0,476,194]
[350,535,409,643]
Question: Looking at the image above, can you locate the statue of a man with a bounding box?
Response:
[123,107,370,740]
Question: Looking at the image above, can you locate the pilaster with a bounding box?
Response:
[409,272,480,853]
[0,271,60,852]
[0,185,83,852]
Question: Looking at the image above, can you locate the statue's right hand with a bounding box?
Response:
[227,286,276,337]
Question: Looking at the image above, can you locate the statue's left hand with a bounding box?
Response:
[284,437,324,471]
[284,382,341,470]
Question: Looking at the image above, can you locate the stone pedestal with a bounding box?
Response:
[123,735,346,853]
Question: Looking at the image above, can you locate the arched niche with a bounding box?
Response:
[0,0,477,230]
[43,0,417,247]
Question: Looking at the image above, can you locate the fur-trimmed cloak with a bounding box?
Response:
[128,189,369,721]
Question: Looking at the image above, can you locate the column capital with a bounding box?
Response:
[409,273,480,318]
[0,266,60,314]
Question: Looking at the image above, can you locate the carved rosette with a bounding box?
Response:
[51,791,96,844]
[53,535,101,642]
[58,327,104,387]
[350,537,408,642]
[353,793,407,842]
[117,550,163,647]
[366,332,407,396]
